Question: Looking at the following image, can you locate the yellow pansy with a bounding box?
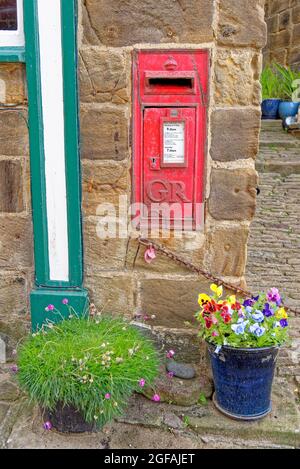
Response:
[210,283,223,298]
[276,307,288,319]
[198,293,211,306]
[228,295,236,305]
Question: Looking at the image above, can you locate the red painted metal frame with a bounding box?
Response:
[132,49,209,230]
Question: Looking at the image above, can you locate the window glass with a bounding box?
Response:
[0,0,17,31]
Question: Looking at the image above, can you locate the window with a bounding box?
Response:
[0,0,24,47]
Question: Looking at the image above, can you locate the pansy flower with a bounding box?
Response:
[203,299,220,314]
[276,307,288,320]
[279,319,288,328]
[252,311,265,323]
[204,316,213,329]
[243,298,255,308]
[231,320,248,335]
[267,288,281,305]
[198,293,211,307]
[210,284,223,298]
[262,303,274,317]
[249,323,265,337]
[221,311,231,324]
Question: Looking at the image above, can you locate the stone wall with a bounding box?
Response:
[79,0,265,340]
[0,1,267,362]
[0,63,33,355]
[264,0,300,68]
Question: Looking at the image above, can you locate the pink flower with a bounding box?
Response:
[212,331,219,337]
[46,304,54,312]
[166,350,175,359]
[43,421,52,431]
[62,298,69,305]
[167,372,174,379]
[139,379,146,387]
[105,393,111,400]
[144,246,156,264]
[152,394,161,402]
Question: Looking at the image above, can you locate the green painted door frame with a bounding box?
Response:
[23,0,88,330]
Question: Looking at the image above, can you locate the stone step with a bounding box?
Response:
[118,377,300,448]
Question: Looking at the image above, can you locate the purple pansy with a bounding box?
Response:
[262,303,274,317]
[267,288,281,305]
[243,299,255,308]
[280,319,288,328]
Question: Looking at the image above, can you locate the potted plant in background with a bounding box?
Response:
[196,284,289,421]
[275,63,300,119]
[261,64,282,120]
[17,309,160,433]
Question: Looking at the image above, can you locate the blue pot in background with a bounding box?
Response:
[261,99,281,120]
[278,101,300,119]
[207,343,279,420]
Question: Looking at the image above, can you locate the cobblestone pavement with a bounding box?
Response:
[247,121,300,310]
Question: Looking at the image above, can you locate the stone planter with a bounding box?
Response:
[207,342,279,421]
[44,403,97,433]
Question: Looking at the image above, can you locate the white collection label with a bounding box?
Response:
[163,122,185,164]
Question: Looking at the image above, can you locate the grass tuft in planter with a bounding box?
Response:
[17,315,160,430]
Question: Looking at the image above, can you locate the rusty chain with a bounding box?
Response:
[137,236,300,316]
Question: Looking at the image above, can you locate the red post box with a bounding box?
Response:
[133,50,209,230]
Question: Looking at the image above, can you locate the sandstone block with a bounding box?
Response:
[289,47,300,66]
[215,49,261,106]
[270,0,291,16]
[279,10,291,31]
[0,217,33,268]
[0,110,29,156]
[211,108,260,162]
[267,15,279,34]
[270,29,291,49]
[208,226,249,277]
[0,374,20,401]
[81,106,128,160]
[142,366,213,406]
[83,218,128,271]
[82,0,214,46]
[292,23,300,45]
[79,48,129,104]
[292,5,300,24]
[218,0,266,48]
[84,273,135,316]
[125,234,206,274]
[208,169,258,221]
[0,274,27,317]
[0,64,26,104]
[82,161,129,215]
[139,278,239,329]
[0,160,24,213]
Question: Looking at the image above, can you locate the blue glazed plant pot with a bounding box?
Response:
[207,342,279,421]
[261,99,281,120]
[278,101,300,120]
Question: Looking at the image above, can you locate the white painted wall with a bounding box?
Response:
[37,0,69,282]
